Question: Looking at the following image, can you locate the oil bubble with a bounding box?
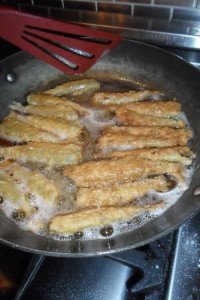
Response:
[11,210,26,221]
[0,196,4,204]
[74,231,84,239]
[100,226,113,237]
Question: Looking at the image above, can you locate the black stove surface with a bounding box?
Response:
[0,38,199,300]
[0,244,30,300]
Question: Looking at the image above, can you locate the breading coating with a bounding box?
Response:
[76,176,169,208]
[97,132,188,152]
[103,146,194,165]
[0,168,35,217]
[27,93,87,116]
[0,168,24,203]
[91,90,163,106]
[64,156,184,187]
[5,162,60,206]
[0,161,61,217]
[0,119,61,143]
[107,101,180,117]
[49,202,164,234]
[104,125,192,141]
[116,109,185,128]
[8,112,83,140]
[10,102,78,121]
[0,142,82,167]
[44,79,100,96]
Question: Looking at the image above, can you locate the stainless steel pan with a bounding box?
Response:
[0,40,200,257]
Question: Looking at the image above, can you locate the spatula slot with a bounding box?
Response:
[25,25,112,45]
[23,30,94,59]
[21,35,79,70]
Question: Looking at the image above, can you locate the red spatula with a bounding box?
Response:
[0,6,121,74]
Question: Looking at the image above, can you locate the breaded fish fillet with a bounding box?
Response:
[0,142,82,167]
[49,202,164,234]
[104,125,192,140]
[27,93,87,116]
[0,168,25,203]
[5,162,60,206]
[97,132,188,152]
[76,176,169,208]
[64,156,184,187]
[10,102,78,121]
[45,79,100,96]
[0,169,35,217]
[107,101,180,118]
[91,90,163,106]
[116,109,185,128]
[8,112,83,140]
[0,119,62,143]
[102,146,194,165]
[0,161,61,218]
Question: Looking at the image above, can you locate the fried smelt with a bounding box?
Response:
[44,79,100,96]
[64,156,184,187]
[27,93,87,116]
[91,90,163,106]
[0,169,24,203]
[116,109,185,128]
[10,102,78,121]
[104,125,192,141]
[49,202,164,234]
[97,132,188,152]
[0,169,35,217]
[0,161,60,218]
[0,119,61,143]
[107,101,180,118]
[5,162,60,206]
[103,146,194,165]
[76,176,169,209]
[9,112,83,140]
[0,142,82,167]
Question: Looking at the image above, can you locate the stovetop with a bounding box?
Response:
[0,38,199,300]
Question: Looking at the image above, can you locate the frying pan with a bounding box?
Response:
[0,40,200,257]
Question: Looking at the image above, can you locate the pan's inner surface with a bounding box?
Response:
[0,41,200,256]
[0,73,195,241]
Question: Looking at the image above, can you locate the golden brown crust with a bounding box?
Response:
[105,101,180,117]
[49,202,164,234]
[102,146,194,165]
[27,93,87,116]
[0,119,61,143]
[44,79,100,96]
[63,156,184,187]
[91,90,163,106]
[103,125,192,140]
[76,176,169,208]
[10,103,79,121]
[116,109,185,128]
[0,142,83,167]
[8,112,83,140]
[97,132,188,152]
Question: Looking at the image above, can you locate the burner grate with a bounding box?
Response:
[108,234,174,299]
